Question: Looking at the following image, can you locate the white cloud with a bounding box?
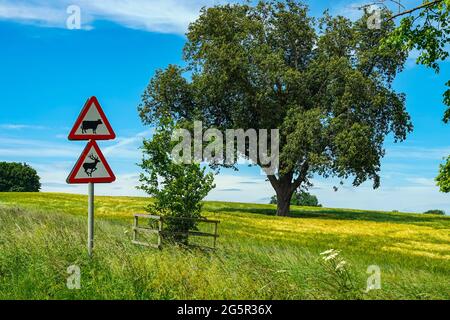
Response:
[39,165,146,196]
[82,0,209,34]
[308,179,448,214]
[0,0,218,34]
[0,1,66,26]
[385,145,450,161]
[0,129,152,160]
[0,124,47,130]
[405,177,437,187]
[206,173,272,203]
[102,129,152,159]
[0,137,79,158]
[332,1,366,21]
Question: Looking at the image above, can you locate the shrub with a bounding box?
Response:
[0,162,41,192]
[138,118,215,244]
[423,210,446,216]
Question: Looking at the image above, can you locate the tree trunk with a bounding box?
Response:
[269,174,295,217]
[267,165,309,217]
[276,192,292,216]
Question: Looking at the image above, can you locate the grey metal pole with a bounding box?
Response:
[88,182,94,257]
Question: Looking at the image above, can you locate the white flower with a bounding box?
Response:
[323,251,340,261]
[335,260,347,271]
[320,249,335,256]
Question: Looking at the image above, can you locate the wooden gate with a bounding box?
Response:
[132,214,220,249]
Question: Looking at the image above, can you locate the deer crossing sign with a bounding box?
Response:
[66,140,115,184]
[66,96,116,257]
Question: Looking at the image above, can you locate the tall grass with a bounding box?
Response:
[0,193,449,300]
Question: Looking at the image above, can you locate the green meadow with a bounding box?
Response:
[0,192,449,300]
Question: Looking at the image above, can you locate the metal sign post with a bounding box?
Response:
[88,182,94,257]
[67,96,116,257]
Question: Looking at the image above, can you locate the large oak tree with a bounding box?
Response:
[139,0,412,216]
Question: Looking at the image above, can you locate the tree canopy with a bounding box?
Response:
[139,0,412,216]
[0,162,41,192]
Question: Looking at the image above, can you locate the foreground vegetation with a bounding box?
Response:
[0,192,449,300]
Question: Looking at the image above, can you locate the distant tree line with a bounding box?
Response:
[270,190,321,207]
[0,162,41,192]
[423,210,446,216]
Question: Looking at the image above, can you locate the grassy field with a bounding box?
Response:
[0,192,449,300]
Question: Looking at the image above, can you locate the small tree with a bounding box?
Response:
[138,117,215,244]
[0,162,41,192]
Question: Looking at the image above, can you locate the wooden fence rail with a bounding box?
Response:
[132,214,220,249]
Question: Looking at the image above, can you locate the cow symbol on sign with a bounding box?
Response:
[68,97,116,140]
[83,154,100,177]
[81,119,103,134]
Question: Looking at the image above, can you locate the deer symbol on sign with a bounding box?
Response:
[83,154,100,177]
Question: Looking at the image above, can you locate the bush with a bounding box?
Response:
[139,118,215,244]
[270,191,322,207]
[423,210,446,216]
[0,162,41,192]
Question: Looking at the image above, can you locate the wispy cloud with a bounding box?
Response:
[207,173,273,203]
[386,145,450,160]
[405,177,437,187]
[0,123,47,130]
[36,161,147,196]
[0,128,153,160]
[0,0,218,34]
[332,1,366,21]
[0,1,67,27]
[103,129,152,159]
[83,0,210,34]
[0,137,79,158]
[308,178,448,213]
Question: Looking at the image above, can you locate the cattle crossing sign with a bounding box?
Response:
[67,96,116,257]
[68,96,116,140]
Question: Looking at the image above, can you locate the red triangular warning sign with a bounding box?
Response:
[67,140,116,184]
[68,96,116,141]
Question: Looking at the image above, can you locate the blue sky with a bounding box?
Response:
[1,0,449,213]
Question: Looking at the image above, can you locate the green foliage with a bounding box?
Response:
[139,0,412,215]
[436,155,450,192]
[385,0,450,120]
[0,162,40,192]
[270,190,321,207]
[386,1,450,192]
[423,209,446,215]
[138,118,215,243]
